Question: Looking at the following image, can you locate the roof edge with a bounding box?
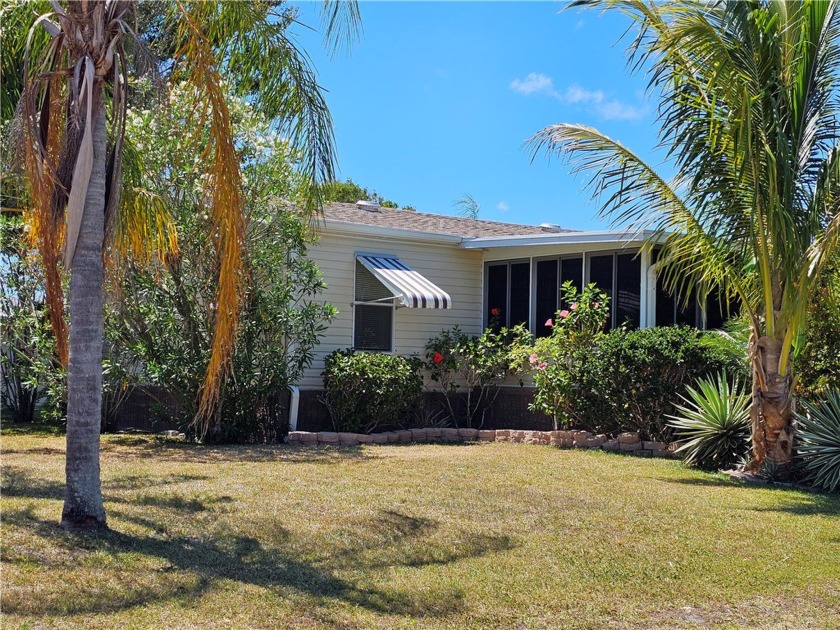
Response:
[459,229,663,249]
[319,219,465,244]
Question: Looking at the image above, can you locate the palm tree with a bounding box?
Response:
[529,0,840,470]
[18,0,359,530]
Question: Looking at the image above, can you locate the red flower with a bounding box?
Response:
[490,307,500,317]
[433,352,444,364]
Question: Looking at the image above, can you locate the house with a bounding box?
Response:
[293,201,733,430]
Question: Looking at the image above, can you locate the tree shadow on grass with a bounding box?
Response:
[0,505,514,621]
[656,475,840,517]
[1,466,65,500]
[1,466,214,502]
[102,437,377,465]
[750,493,840,517]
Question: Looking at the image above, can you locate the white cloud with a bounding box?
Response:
[509,72,558,97]
[562,83,646,120]
[597,100,648,121]
[563,84,604,105]
[496,201,510,212]
[510,74,648,121]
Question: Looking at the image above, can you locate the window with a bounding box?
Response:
[616,253,641,328]
[586,251,642,329]
[534,257,584,337]
[354,261,394,351]
[535,259,558,337]
[652,249,739,328]
[485,261,530,329]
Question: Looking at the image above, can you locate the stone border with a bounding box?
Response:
[287,428,675,458]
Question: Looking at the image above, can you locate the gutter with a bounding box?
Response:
[458,229,663,249]
[288,385,300,432]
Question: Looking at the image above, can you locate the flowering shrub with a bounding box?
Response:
[424,324,532,428]
[530,282,611,429]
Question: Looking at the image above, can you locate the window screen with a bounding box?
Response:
[355,261,394,302]
[354,305,393,351]
[535,259,558,338]
[616,253,641,328]
[354,260,394,351]
[560,258,583,307]
[486,264,508,327]
[589,255,614,328]
[509,262,530,328]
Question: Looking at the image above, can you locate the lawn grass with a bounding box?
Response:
[1,429,839,629]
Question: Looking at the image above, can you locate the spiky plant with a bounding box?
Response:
[668,373,752,471]
[795,391,840,492]
[529,0,840,471]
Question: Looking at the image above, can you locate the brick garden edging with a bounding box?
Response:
[286,428,676,458]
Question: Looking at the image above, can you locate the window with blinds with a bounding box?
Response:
[354,260,394,351]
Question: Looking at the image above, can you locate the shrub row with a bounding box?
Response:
[321,323,747,442]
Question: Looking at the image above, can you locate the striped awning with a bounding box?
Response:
[356,255,452,309]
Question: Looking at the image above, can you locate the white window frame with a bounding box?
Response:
[352,257,397,353]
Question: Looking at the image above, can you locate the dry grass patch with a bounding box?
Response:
[1,428,839,629]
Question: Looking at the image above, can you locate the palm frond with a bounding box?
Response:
[320,0,362,58]
[526,123,755,323]
[171,0,246,438]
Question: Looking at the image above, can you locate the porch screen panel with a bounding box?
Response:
[486,264,508,327]
[509,262,530,328]
[535,259,558,337]
[704,286,739,329]
[560,258,583,308]
[676,287,698,326]
[616,253,641,328]
[589,255,614,328]
[655,276,677,326]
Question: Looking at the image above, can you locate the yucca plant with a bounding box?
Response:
[667,373,751,471]
[795,392,840,493]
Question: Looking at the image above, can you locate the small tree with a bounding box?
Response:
[530,283,610,430]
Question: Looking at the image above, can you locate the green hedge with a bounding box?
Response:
[566,326,748,441]
[322,349,422,433]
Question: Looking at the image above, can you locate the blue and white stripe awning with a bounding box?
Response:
[356,255,452,309]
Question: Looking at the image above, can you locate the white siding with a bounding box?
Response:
[298,231,484,389]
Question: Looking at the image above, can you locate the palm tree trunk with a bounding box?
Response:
[750,335,794,470]
[61,100,107,531]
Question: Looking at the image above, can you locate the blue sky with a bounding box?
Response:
[295,1,664,230]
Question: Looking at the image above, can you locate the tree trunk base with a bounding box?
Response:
[60,514,108,532]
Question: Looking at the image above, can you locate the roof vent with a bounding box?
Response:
[356,200,381,212]
[539,222,563,232]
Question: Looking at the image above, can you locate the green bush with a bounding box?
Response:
[795,392,840,493]
[563,326,748,441]
[322,350,422,433]
[424,323,531,428]
[667,373,752,470]
[797,259,840,398]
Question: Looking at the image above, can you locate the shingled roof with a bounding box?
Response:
[322,202,576,239]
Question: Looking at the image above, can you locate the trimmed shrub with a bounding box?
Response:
[322,349,422,433]
[667,373,752,470]
[564,326,748,441]
[795,392,840,492]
